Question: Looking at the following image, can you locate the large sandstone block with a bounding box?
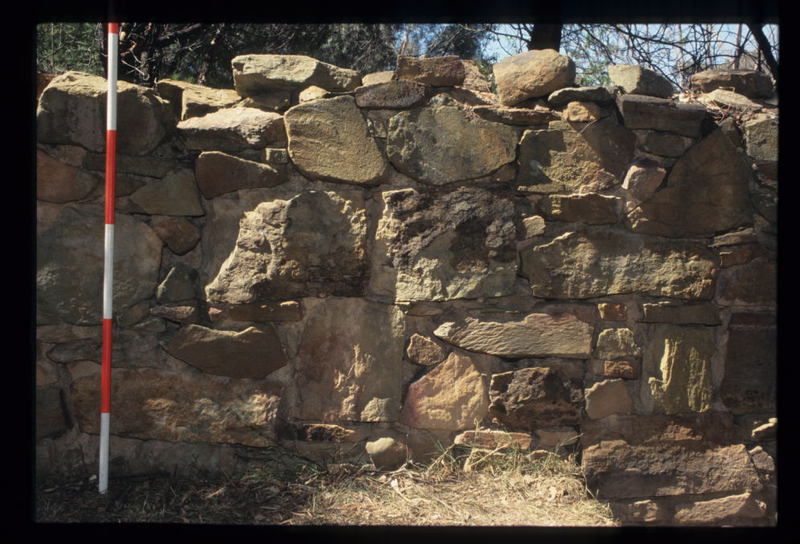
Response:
[376,187,517,302]
[617,94,707,137]
[385,105,518,185]
[205,190,368,304]
[493,49,576,106]
[37,71,174,155]
[627,129,753,237]
[231,54,361,95]
[521,228,718,300]
[720,314,776,414]
[195,151,287,198]
[71,367,284,447]
[400,352,489,431]
[155,79,241,120]
[284,96,387,185]
[37,205,162,325]
[177,107,286,152]
[690,69,774,99]
[164,324,287,379]
[608,65,674,98]
[293,298,408,422]
[393,55,466,86]
[517,119,634,194]
[128,168,205,216]
[36,147,98,203]
[715,256,776,307]
[433,311,593,359]
[354,80,430,109]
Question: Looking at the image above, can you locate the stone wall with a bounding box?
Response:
[35,51,777,526]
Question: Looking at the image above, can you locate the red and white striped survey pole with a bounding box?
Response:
[99,21,119,495]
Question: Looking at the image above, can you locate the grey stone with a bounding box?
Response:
[547,86,614,107]
[608,65,674,98]
[128,168,205,216]
[195,151,287,198]
[617,94,707,138]
[231,54,361,95]
[493,49,576,106]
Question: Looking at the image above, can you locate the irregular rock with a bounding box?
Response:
[471,104,558,126]
[700,88,761,111]
[400,352,489,431]
[517,119,634,193]
[71,367,283,447]
[37,148,98,203]
[453,430,533,450]
[263,148,289,164]
[151,216,201,255]
[617,94,707,137]
[585,379,633,420]
[393,55,465,86]
[206,190,368,304]
[231,54,361,95]
[406,333,448,366]
[195,151,287,198]
[743,114,778,166]
[598,303,627,321]
[720,314,775,414]
[82,150,181,179]
[601,360,639,380]
[164,324,286,379]
[547,86,614,107]
[461,59,492,92]
[362,70,394,86]
[595,328,640,359]
[564,101,609,122]
[493,49,576,106]
[149,304,200,324]
[236,90,292,112]
[609,499,667,524]
[156,79,241,120]
[640,302,721,325]
[633,130,695,158]
[718,244,767,268]
[177,107,286,152]
[434,312,592,359]
[37,71,174,155]
[715,257,776,307]
[285,96,387,184]
[488,367,582,430]
[673,492,767,525]
[386,105,518,185]
[156,264,199,303]
[294,298,407,422]
[608,65,674,98]
[209,301,303,323]
[298,85,328,102]
[621,163,666,205]
[642,325,715,415]
[354,80,429,109]
[377,187,517,302]
[37,205,162,325]
[128,168,204,216]
[534,427,579,449]
[521,215,546,238]
[522,228,718,300]
[690,69,774,99]
[539,193,621,224]
[366,437,408,470]
[37,387,69,440]
[627,128,753,237]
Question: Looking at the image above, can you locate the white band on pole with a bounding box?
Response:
[106,32,118,131]
[103,224,114,320]
[98,413,110,494]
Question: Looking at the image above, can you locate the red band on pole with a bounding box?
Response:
[101,319,113,413]
[109,22,119,34]
[104,130,117,225]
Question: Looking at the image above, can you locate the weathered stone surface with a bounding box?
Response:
[400,352,489,430]
[366,437,408,470]
[720,314,775,414]
[601,360,639,380]
[700,88,761,111]
[297,85,328,103]
[151,216,201,256]
[743,113,778,164]
[621,163,666,205]
[206,190,368,304]
[595,328,640,359]
[547,86,614,107]
[37,387,69,440]
[461,59,492,92]
[164,324,286,378]
[585,379,633,420]
[711,228,758,248]
[82,150,181,179]
[521,215,546,238]
[71,367,284,446]
[285,96,387,184]
[718,244,767,268]
[517,119,634,193]
[294,298,407,422]
[406,333,448,366]
[609,499,668,524]
[37,148,98,203]
[232,54,361,95]
[627,129,753,237]
[564,101,609,122]
[377,187,517,302]
[493,49,576,106]
[539,193,621,224]
[642,325,715,415]
[598,303,627,321]
[617,94,707,137]
[149,304,200,324]
[386,105,518,185]
[715,257,776,307]
[581,413,762,500]
[608,65,674,98]
[488,367,582,430]
[471,104,558,126]
[128,168,204,216]
[209,301,303,323]
[690,69,774,99]
[393,55,465,86]
[534,427,579,449]
[177,107,286,152]
[156,264,199,303]
[362,70,394,86]
[355,80,429,109]
[434,312,593,359]
[673,492,767,525]
[195,151,287,198]
[641,302,721,325]
[453,430,533,450]
[156,79,241,120]
[522,229,718,300]
[37,205,162,325]
[633,130,695,158]
[37,71,174,155]
[237,90,292,112]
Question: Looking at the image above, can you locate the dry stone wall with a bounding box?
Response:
[36,52,777,526]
